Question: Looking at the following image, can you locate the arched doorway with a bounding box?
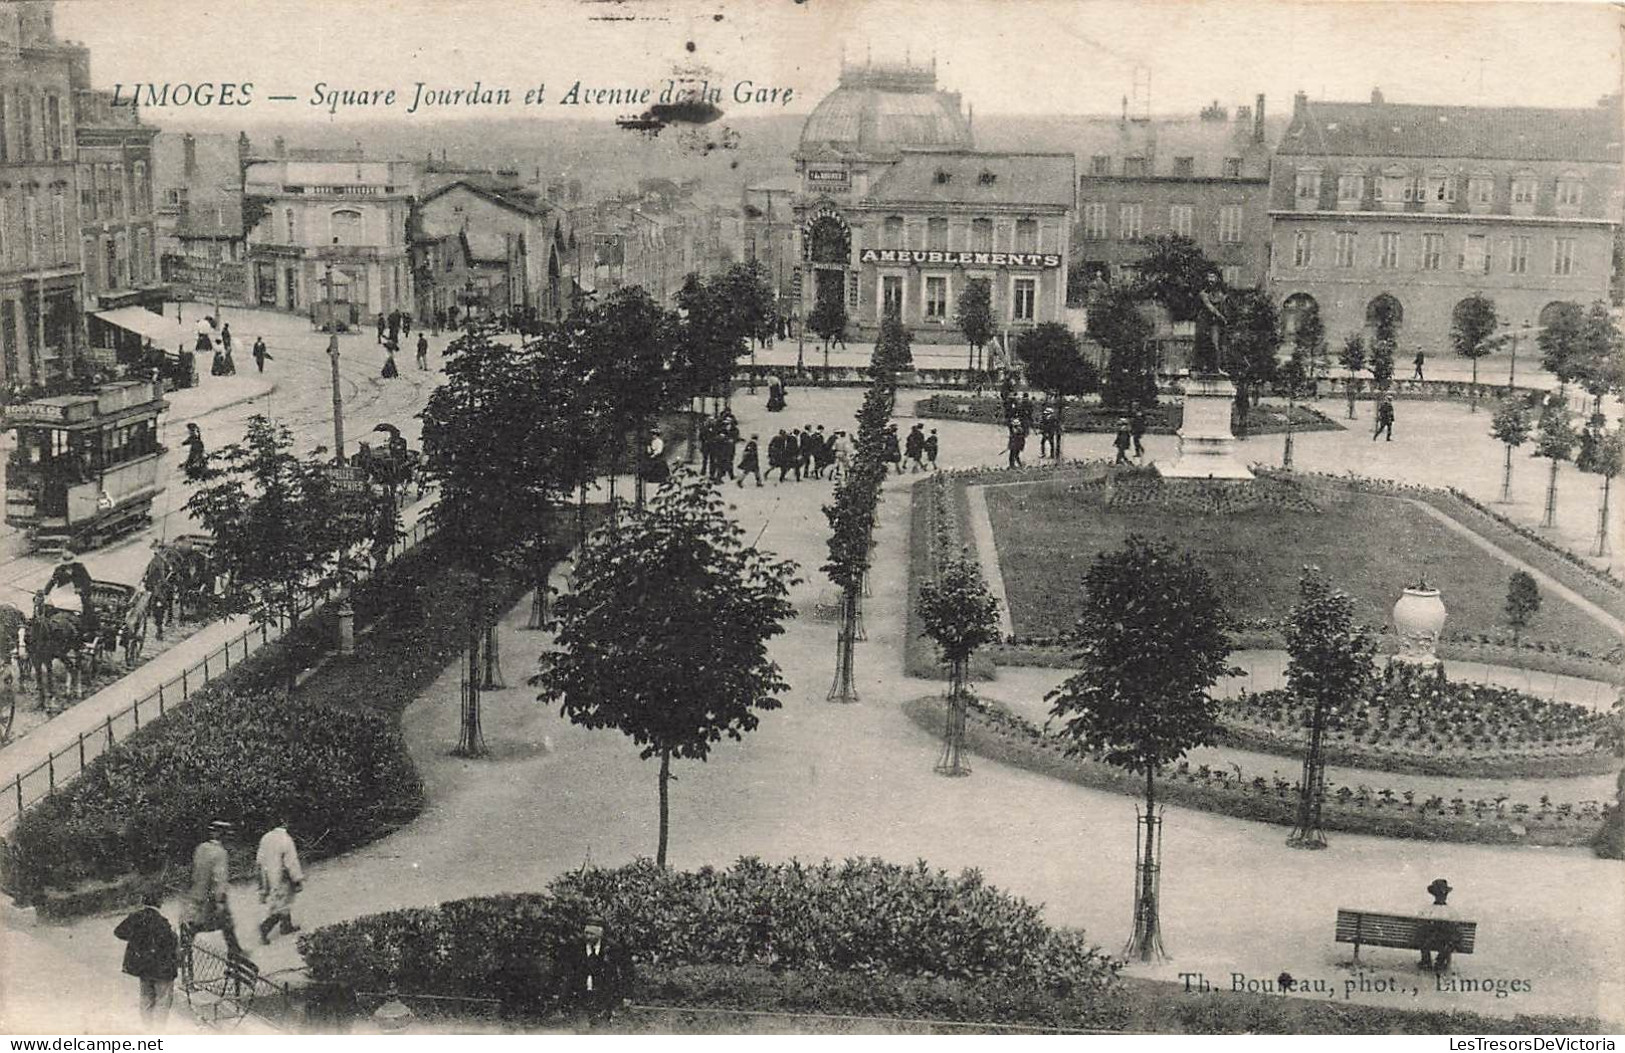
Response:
[803,211,852,327]
[1539,300,1580,328]
[1365,293,1403,343]
[1280,292,1319,338]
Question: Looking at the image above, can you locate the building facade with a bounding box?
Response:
[153,131,249,307]
[1073,97,1275,291]
[0,0,85,389]
[793,61,1075,343]
[1267,90,1623,349]
[243,157,415,325]
[74,87,159,318]
[411,179,569,323]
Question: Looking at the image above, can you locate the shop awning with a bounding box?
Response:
[93,306,188,349]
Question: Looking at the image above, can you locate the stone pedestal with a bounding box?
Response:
[1158,373,1253,480]
[1392,586,1447,665]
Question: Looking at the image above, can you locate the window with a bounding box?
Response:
[883,215,903,249]
[925,275,948,319]
[1169,204,1193,237]
[881,274,903,316]
[971,217,993,250]
[928,217,948,251]
[111,163,124,216]
[44,93,60,159]
[103,236,116,288]
[1222,157,1243,178]
[1468,171,1494,208]
[1090,155,1111,176]
[1221,265,1243,287]
[1292,230,1313,267]
[51,190,65,264]
[115,231,129,288]
[1337,172,1364,205]
[284,208,296,243]
[1422,232,1443,270]
[1334,231,1356,268]
[1403,176,1425,203]
[1508,235,1529,274]
[1460,234,1488,274]
[1511,171,1537,206]
[1217,205,1242,243]
[1295,169,1321,202]
[1173,156,1195,178]
[132,161,147,215]
[1118,203,1142,240]
[80,165,94,218]
[23,195,37,266]
[1426,170,1455,206]
[1123,156,1147,177]
[847,270,859,308]
[1553,237,1576,276]
[1015,218,1037,252]
[1080,205,1106,240]
[1379,231,1399,269]
[1012,277,1036,321]
[19,94,32,160]
[330,208,362,245]
[1556,172,1583,207]
[0,92,8,163]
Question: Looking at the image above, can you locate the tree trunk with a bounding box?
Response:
[527,514,549,629]
[1543,458,1560,528]
[1595,474,1613,557]
[1500,444,1513,502]
[656,747,672,868]
[284,600,300,697]
[1283,391,1296,469]
[577,480,588,545]
[1346,375,1357,420]
[1470,358,1480,411]
[455,614,487,757]
[1133,766,1160,962]
[1054,393,1065,460]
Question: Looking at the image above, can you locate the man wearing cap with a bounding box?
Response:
[557,914,632,1025]
[181,820,245,981]
[1418,877,1458,973]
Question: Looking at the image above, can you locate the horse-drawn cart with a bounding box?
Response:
[88,578,148,670]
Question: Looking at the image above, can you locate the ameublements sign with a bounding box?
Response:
[858,249,1062,268]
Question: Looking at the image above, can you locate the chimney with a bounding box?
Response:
[1293,91,1308,119]
[1371,87,1385,105]
[1254,93,1266,143]
[1121,94,1129,122]
[273,136,286,158]
[182,133,197,178]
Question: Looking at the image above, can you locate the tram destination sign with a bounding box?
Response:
[3,402,73,425]
[858,249,1062,269]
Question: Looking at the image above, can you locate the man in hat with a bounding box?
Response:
[181,820,245,982]
[1418,877,1458,973]
[114,888,179,1027]
[41,551,92,619]
[556,913,632,1025]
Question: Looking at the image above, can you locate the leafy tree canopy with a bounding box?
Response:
[955,277,995,351]
[1284,567,1376,724]
[1451,294,1500,361]
[918,554,1002,666]
[1130,236,1221,322]
[1014,323,1097,399]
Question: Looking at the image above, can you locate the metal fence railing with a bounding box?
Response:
[1,515,436,829]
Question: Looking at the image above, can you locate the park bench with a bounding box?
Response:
[1335,908,1477,965]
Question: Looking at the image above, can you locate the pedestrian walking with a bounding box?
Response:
[719,411,739,481]
[1038,405,1059,458]
[182,423,207,481]
[736,435,763,487]
[376,312,387,344]
[416,333,429,370]
[433,308,445,335]
[799,425,819,481]
[219,323,232,357]
[1018,393,1036,433]
[766,373,786,413]
[251,337,271,373]
[1113,418,1133,465]
[382,341,400,379]
[787,428,805,481]
[1374,396,1395,441]
[905,423,926,473]
[1131,402,1148,459]
[697,416,715,477]
[924,428,939,469]
[1412,350,1425,381]
[830,430,852,481]
[882,424,903,474]
[769,429,791,483]
[114,890,179,1027]
[1006,422,1027,469]
[255,820,304,945]
[180,820,246,983]
[401,314,412,338]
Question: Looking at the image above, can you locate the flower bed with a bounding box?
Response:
[299,859,1121,1020]
[914,395,1342,437]
[902,695,1611,848]
[1219,660,1622,778]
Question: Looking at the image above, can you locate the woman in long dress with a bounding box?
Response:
[381,344,399,379]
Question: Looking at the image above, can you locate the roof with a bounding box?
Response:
[800,62,973,156]
[1278,98,1623,162]
[867,151,1076,209]
[1059,114,1280,179]
[420,179,552,218]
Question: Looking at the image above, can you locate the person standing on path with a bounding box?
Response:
[905,423,926,473]
[181,820,246,981]
[830,430,852,481]
[416,333,429,370]
[219,323,232,357]
[1418,878,1458,974]
[251,336,271,374]
[1006,421,1027,469]
[1413,350,1425,381]
[924,428,939,470]
[376,312,387,345]
[1113,418,1133,465]
[882,424,903,475]
[769,429,791,483]
[1130,402,1148,460]
[255,820,305,944]
[736,434,762,487]
[182,423,208,481]
[114,890,178,1027]
[1038,405,1059,458]
[382,341,400,379]
[1374,396,1395,442]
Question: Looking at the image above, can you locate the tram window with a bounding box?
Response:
[51,430,67,458]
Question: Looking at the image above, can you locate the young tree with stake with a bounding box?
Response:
[1489,398,1534,502]
[917,554,1001,776]
[1534,394,1579,529]
[956,277,995,373]
[1339,334,1367,420]
[1451,294,1499,412]
[1046,536,1235,961]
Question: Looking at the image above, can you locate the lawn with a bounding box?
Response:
[982,476,1620,657]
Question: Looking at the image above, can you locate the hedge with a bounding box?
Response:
[913,395,1343,438]
[299,858,1121,1013]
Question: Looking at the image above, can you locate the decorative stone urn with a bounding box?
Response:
[1392,585,1447,664]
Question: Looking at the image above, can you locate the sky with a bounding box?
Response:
[54,0,1625,127]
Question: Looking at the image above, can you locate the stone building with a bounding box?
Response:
[243,155,416,326]
[1267,89,1623,349]
[793,60,1074,343]
[0,0,85,389]
[152,131,249,307]
[411,178,570,323]
[1072,97,1276,291]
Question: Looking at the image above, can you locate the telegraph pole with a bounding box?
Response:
[325,260,344,463]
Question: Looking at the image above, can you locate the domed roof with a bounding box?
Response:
[799,62,974,156]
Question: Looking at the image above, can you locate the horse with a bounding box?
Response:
[144,542,213,637]
[142,546,178,641]
[26,593,83,707]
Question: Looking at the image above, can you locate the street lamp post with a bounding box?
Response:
[325,262,344,463]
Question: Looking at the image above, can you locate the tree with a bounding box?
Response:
[1577,423,1623,557]
[1534,393,1579,529]
[1368,296,1400,392]
[1045,536,1234,961]
[1014,323,1097,459]
[1283,568,1375,849]
[1538,301,1586,391]
[1489,398,1534,502]
[186,415,372,694]
[1223,289,1281,420]
[587,286,675,512]
[1338,334,1367,420]
[1451,294,1499,412]
[1131,235,1220,324]
[1089,287,1157,408]
[956,277,995,372]
[873,311,914,373]
[917,554,1001,776]
[807,277,847,357]
[1504,570,1542,647]
[1282,308,1324,465]
[534,471,799,867]
[1575,302,1625,418]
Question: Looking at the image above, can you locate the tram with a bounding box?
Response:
[1,378,169,552]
